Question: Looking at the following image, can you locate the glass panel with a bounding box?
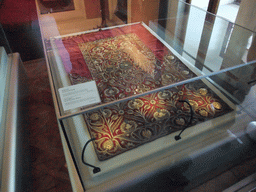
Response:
[0,24,12,190]
[61,76,255,190]
[34,1,256,190]
[149,1,255,72]
[35,0,256,118]
[209,62,256,118]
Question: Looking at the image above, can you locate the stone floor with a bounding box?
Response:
[24,58,256,191]
[24,59,72,192]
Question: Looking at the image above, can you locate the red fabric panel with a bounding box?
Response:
[55,24,169,78]
[0,0,38,25]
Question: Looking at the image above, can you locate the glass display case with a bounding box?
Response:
[35,0,256,191]
[0,45,10,192]
[0,23,30,191]
[0,23,13,191]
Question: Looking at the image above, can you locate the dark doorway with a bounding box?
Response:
[115,0,128,23]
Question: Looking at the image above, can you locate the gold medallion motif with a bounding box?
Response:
[175,118,186,126]
[90,113,100,121]
[142,129,152,139]
[126,124,132,130]
[120,121,136,132]
[103,140,114,150]
[167,55,175,60]
[102,109,112,118]
[213,102,222,110]
[182,70,189,75]
[153,109,170,120]
[199,88,208,96]
[128,99,144,109]
[199,109,208,117]
[158,91,172,99]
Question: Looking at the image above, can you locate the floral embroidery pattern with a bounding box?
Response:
[61,30,233,161]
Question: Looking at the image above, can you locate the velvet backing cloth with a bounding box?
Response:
[55,24,233,161]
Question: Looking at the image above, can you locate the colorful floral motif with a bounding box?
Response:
[57,24,233,161]
[84,81,232,161]
[72,33,195,103]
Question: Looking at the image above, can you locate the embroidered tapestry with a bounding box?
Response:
[55,24,233,161]
[84,81,232,161]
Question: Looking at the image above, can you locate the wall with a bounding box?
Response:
[235,0,256,32]
[129,0,160,25]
